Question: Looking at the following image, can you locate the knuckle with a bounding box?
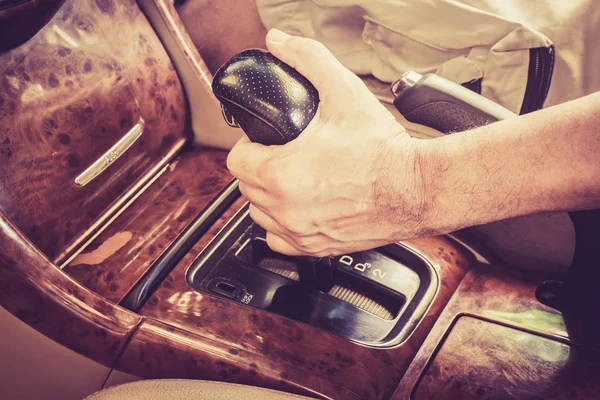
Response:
[287,37,308,54]
[255,168,269,186]
[295,236,313,249]
[226,150,239,175]
[289,37,327,58]
[279,216,303,235]
[278,217,297,234]
[271,170,295,197]
[259,157,276,183]
[309,245,333,258]
[295,240,325,256]
[316,250,334,258]
[265,235,281,252]
[238,182,250,197]
[275,179,293,198]
[266,233,292,255]
[306,38,328,54]
[248,204,259,220]
[293,222,312,237]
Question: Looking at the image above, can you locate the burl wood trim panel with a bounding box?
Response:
[0,212,141,366]
[0,0,188,261]
[64,148,234,303]
[412,316,600,400]
[130,221,474,399]
[140,0,213,92]
[391,264,595,399]
[114,318,359,399]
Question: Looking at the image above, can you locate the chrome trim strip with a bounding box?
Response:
[74,117,146,187]
[59,162,170,269]
[54,139,186,265]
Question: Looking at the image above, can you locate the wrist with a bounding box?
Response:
[416,125,543,235]
[371,130,438,240]
[410,136,457,236]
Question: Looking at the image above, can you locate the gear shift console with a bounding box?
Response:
[189,50,438,346]
[187,205,438,346]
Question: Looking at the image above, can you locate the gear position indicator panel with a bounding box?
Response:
[187,204,439,347]
[333,251,421,299]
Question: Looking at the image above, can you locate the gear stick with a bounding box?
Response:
[212,49,333,292]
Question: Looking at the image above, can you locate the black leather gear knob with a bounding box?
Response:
[212,49,320,145]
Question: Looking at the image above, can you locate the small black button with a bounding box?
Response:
[208,278,245,299]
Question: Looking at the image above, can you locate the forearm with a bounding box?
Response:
[418,91,600,234]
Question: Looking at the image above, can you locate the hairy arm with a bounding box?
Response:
[227,30,600,256]
[417,92,600,235]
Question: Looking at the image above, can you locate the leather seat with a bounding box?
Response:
[86,379,316,400]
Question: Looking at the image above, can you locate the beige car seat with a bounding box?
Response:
[86,379,316,400]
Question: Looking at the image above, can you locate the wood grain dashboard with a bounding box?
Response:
[0,0,188,262]
[1,0,599,399]
[392,265,600,400]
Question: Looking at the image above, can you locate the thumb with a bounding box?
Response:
[265,29,354,95]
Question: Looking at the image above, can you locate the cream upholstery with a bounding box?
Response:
[86,379,316,400]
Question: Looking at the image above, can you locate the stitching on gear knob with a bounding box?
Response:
[212,49,320,146]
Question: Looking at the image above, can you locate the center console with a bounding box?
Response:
[3,1,599,399]
[187,204,438,347]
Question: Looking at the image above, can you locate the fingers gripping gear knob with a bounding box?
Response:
[213,49,332,291]
[211,49,320,146]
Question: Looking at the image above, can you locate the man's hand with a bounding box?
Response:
[226,29,430,256]
[226,30,600,258]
